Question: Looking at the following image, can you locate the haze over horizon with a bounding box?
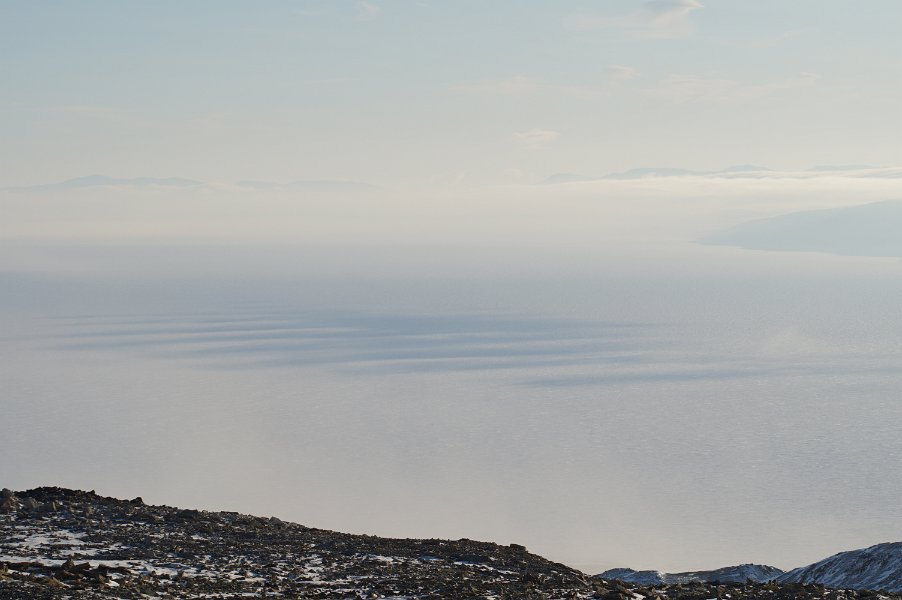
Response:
[3,1,902,576]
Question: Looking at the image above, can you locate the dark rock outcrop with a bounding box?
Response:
[1,487,900,599]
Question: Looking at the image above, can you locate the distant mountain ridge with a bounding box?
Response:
[601,543,902,593]
[2,175,204,192]
[2,175,379,193]
[598,564,784,585]
[234,179,378,191]
[541,165,902,184]
[543,165,773,183]
[701,199,902,258]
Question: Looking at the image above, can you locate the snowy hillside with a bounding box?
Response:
[599,564,783,585]
[597,567,668,584]
[779,543,902,592]
[673,564,785,584]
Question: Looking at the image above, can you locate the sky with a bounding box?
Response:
[3,0,902,576]
[2,0,902,188]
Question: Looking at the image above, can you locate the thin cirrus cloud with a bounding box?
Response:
[514,128,561,149]
[605,65,639,82]
[451,75,609,98]
[652,72,818,103]
[747,28,810,49]
[565,0,704,39]
[356,0,381,21]
[453,75,545,95]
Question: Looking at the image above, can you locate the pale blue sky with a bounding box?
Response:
[2,1,901,187]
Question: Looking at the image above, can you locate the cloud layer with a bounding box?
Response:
[565,0,704,38]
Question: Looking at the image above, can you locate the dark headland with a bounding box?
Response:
[1,487,901,599]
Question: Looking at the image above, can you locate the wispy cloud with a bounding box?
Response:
[752,71,819,95]
[514,128,561,149]
[457,68,813,106]
[652,72,818,103]
[605,65,639,83]
[452,75,608,98]
[356,0,381,21]
[565,0,704,39]
[452,68,638,102]
[653,74,737,102]
[642,0,704,29]
[453,75,545,95]
[748,28,809,49]
[293,7,327,18]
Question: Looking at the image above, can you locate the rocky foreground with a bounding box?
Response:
[1,487,899,600]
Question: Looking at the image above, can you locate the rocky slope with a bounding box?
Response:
[1,487,900,599]
[778,544,902,593]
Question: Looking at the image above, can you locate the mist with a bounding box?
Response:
[3,174,902,573]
